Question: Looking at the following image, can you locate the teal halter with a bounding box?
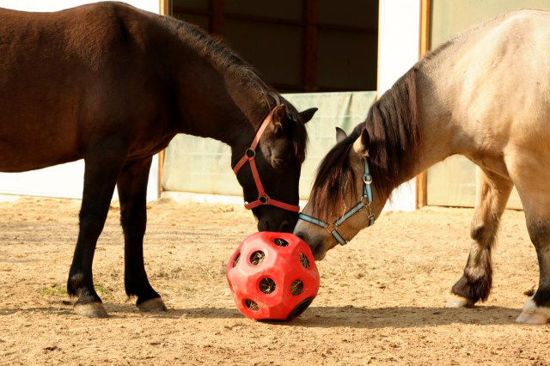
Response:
[298,159,376,245]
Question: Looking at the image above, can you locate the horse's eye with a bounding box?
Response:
[272,157,284,169]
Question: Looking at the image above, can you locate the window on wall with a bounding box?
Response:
[171,0,378,92]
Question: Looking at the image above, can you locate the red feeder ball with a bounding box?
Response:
[226,232,320,321]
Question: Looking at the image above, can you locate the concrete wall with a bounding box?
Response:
[0,0,160,200]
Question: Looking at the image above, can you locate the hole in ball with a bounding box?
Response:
[273,238,289,247]
[299,253,310,268]
[232,253,240,267]
[290,280,303,296]
[259,278,276,294]
[250,251,265,265]
[287,297,314,320]
[245,299,259,311]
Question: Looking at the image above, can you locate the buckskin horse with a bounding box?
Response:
[0,2,317,317]
[295,10,550,324]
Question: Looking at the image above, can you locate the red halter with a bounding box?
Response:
[233,108,300,213]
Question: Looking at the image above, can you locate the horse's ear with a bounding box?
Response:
[272,104,287,122]
[335,127,347,143]
[352,128,370,157]
[299,108,317,123]
[271,104,287,135]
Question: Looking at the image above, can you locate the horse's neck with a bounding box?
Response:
[168,29,271,152]
[376,65,458,191]
[175,69,269,148]
[405,65,462,179]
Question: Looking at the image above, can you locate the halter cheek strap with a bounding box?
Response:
[298,159,375,245]
[233,108,300,213]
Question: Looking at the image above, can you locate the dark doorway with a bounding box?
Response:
[171,0,378,92]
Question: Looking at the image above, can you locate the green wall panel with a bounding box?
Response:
[162,92,377,200]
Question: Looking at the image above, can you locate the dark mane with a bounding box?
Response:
[310,125,363,219]
[161,15,277,106]
[162,16,258,79]
[310,69,421,219]
[161,15,308,156]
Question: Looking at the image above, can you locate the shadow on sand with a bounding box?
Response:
[167,304,521,328]
[0,303,521,328]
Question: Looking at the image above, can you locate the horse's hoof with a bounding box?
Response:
[446,293,475,308]
[137,297,167,312]
[74,302,108,318]
[516,298,550,325]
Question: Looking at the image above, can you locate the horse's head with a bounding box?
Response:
[295,71,421,258]
[294,125,387,259]
[234,103,317,233]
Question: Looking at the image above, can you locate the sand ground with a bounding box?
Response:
[0,196,549,365]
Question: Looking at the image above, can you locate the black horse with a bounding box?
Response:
[0,2,316,317]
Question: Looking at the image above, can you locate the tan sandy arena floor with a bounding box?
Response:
[0,196,549,365]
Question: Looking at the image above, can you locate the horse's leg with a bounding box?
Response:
[67,139,127,317]
[507,156,550,324]
[117,157,167,312]
[447,169,513,308]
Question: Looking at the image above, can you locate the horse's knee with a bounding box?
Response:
[78,210,108,237]
[120,211,146,233]
[470,224,486,242]
[470,219,498,244]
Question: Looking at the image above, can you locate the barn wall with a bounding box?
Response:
[162,0,421,212]
[0,0,160,201]
[427,0,550,209]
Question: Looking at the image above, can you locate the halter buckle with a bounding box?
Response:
[361,195,371,206]
[246,148,256,158]
[258,195,269,204]
[363,174,372,185]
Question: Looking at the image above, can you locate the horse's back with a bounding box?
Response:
[425,9,550,155]
[0,2,168,172]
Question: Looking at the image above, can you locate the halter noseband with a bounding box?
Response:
[298,159,376,245]
[233,108,300,213]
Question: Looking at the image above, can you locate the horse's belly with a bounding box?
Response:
[0,132,81,172]
[0,149,81,173]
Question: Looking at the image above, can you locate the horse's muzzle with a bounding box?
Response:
[295,230,326,260]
